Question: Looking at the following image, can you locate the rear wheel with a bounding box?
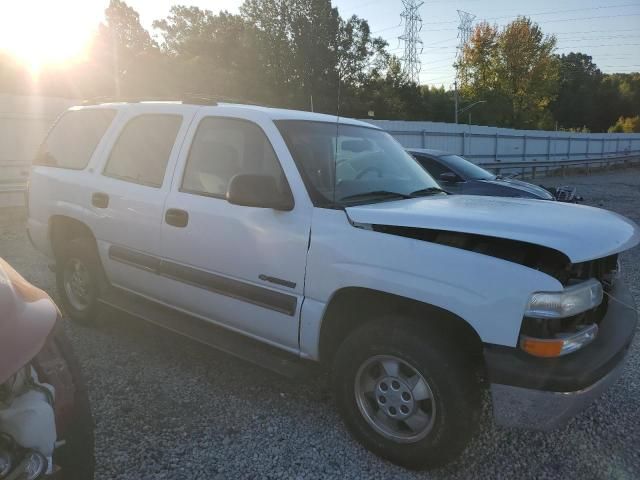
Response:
[332,317,481,470]
[56,238,103,324]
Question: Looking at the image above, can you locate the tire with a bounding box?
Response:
[332,317,481,470]
[55,237,103,324]
[48,328,95,479]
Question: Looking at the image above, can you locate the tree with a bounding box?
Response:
[153,7,263,100]
[459,17,560,129]
[608,116,640,133]
[239,0,386,112]
[551,53,602,131]
[89,0,160,97]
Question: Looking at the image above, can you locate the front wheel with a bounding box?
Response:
[332,318,481,470]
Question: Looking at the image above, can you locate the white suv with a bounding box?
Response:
[27,100,639,469]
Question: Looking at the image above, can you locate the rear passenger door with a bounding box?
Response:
[159,113,312,351]
[88,106,197,299]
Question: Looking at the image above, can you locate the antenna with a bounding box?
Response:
[454,10,475,123]
[399,0,424,84]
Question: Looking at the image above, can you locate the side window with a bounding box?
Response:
[34,109,116,169]
[416,155,450,179]
[182,117,286,198]
[104,114,182,188]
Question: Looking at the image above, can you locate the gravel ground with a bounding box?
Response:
[1,169,639,479]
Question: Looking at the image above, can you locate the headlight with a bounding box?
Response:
[525,279,603,319]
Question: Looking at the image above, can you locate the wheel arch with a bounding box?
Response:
[49,215,99,261]
[318,287,485,374]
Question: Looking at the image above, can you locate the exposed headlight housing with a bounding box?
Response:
[525,279,603,319]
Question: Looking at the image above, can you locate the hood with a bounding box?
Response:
[345,196,640,263]
[479,178,554,200]
[0,258,58,384]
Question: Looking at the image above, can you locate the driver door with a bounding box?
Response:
[159,114,312,351]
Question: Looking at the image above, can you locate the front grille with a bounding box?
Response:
[568,254,618,291]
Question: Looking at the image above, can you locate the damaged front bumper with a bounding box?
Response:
[485,279,637,430]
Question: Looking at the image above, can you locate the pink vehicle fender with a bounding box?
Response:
[0,258,58,384]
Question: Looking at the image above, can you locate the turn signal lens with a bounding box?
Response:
[520,337,565,358]
[520,324,599,358]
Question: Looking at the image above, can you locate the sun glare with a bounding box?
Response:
[0,1,102,74]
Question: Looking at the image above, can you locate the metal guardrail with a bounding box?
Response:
[385,128,640,163]
[480,154,640,179]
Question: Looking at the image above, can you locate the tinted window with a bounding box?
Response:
[182,117,286,198]
[34,109,116,169]
[104,115,182,187]
[439,155,494,180]
[415,155,451,179]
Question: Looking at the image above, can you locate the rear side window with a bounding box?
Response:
[34,109,116,169]
[104,114,182,188]
[182,117,286,198]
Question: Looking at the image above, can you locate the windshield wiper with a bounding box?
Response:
[340,190,413,202]
[409,187,447,197]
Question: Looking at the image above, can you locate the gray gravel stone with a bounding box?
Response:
[1,168,639,479]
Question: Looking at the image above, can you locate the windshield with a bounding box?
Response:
[440,155,495,181]
[276,121,442,206]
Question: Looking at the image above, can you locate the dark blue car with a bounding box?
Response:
[408,149,579,202]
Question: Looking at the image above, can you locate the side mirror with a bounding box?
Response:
[439,172,460,183]
[226,174,294,211]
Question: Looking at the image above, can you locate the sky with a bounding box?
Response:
[1,0,639,85]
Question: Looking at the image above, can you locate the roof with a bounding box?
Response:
[74,100,377,129]
[406,148,451,157]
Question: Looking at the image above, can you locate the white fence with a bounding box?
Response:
[366,120,640,164]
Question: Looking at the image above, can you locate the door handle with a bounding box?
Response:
[165,208,189,228]
[92,192,109,208]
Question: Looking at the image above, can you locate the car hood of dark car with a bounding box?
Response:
[477,177,554,200]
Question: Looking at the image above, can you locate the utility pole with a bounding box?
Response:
[454,10,475,123]
[399,0,424,84]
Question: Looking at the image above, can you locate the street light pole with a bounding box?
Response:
[457,99,486,124]
[454,80,459,124]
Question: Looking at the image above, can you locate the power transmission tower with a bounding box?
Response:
[399,0,424,84]
[454,10,475,123]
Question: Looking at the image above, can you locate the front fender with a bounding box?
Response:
[300,209,562,359]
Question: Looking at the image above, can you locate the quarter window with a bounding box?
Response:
[34,109,116,169]
[182,117,286,198]
[104,114,182,187]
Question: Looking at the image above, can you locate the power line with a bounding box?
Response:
[372,4,640,35]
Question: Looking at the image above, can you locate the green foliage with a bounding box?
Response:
[459,17,560,129]
[608,116,640,133]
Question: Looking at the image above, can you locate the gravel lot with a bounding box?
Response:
[1,169,639,479]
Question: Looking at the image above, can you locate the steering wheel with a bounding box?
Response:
[355,166,383,180]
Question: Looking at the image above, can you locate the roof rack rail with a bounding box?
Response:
[81,93,278,108]
[81,94,218,106]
